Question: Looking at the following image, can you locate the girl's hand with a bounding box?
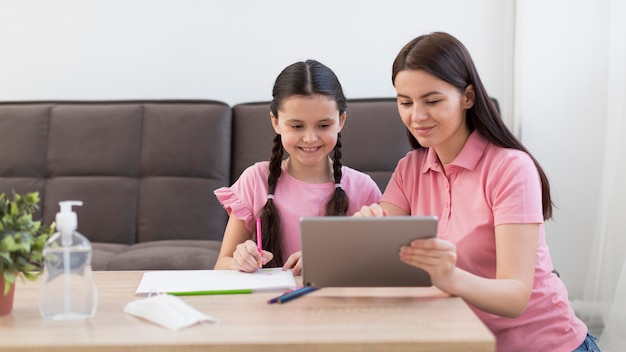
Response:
[282,251,302,276]
[232,240,273,272]
[399,237,458,290]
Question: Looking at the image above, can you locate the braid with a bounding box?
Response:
[332,133,343,181]
[325,133,349,216]
[267,134,284,194]
[259,134,284,267]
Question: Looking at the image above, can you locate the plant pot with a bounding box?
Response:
[0,274,16,316]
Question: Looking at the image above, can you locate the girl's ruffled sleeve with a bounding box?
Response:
[213,163,266,233]
[214,186,252,221]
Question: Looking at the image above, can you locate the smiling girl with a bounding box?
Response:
[214,60,381,275]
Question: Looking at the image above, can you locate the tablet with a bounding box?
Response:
[300,216,438,288]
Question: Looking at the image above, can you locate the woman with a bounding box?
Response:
[355,32,599,352]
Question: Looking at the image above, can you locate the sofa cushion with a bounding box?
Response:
[338,98,412,190]
[29,101,232,245]
[0,104,50,220]
[92,240,222,270]
[0,101,232,271]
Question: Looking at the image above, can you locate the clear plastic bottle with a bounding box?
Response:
[39,201,98,320]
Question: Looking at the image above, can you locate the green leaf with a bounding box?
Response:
[1,235,17,251]
[10,202,18,217]
[0,191,52,284]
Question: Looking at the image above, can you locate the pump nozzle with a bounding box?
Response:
[56,201,83,246]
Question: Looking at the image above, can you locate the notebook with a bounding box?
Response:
[300,216,438,288]
[134,268,297,296]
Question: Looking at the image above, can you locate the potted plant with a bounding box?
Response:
[0,191,54,315]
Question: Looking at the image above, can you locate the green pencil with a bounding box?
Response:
[168,289,253,296]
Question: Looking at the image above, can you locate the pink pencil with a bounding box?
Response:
[256,217,262,256]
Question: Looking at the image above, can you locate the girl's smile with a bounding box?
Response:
[271,94,345,183]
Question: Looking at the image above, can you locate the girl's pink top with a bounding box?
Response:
[214,161,381,258]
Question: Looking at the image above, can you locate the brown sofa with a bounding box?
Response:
[0,99,411,270]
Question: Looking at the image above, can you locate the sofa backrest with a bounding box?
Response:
[231,98,411,191]
[0,101,232,243]
[0,98,412,247]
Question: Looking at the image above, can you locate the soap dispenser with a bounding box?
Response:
[39,201,98,320]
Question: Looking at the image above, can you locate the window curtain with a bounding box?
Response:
[579,0,626,350]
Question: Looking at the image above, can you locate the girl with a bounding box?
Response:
[214,59,381,275]
[355,32,599,352]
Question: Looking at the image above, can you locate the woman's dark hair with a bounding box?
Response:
[392,32,553,219]
[260,59,349,267]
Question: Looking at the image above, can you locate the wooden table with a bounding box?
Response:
[0,271,495,351]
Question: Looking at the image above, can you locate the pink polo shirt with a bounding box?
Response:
[215,161,382,259]
[381,131,587,352]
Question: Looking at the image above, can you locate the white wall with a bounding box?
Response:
[3,0,611,300]
[0,0,512,119]
[515,0,610,299]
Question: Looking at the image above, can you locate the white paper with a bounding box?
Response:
[134,268,297,296]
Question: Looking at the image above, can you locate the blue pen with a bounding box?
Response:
[268,286,318,304]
